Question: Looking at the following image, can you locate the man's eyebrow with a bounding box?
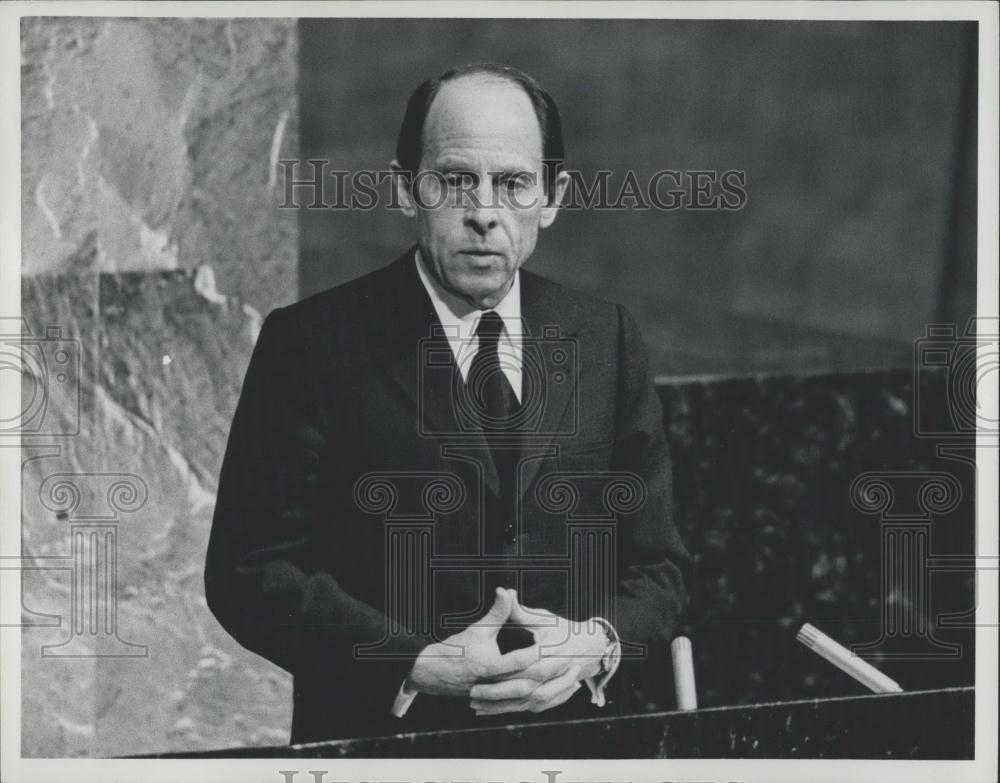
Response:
[492,169,535,178]
[432,156,536,174]
[433,157,475,171]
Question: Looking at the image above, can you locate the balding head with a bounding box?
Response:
[391,64,570,310]
[395,63,564,200]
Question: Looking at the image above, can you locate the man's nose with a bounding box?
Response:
[463,180,499,234]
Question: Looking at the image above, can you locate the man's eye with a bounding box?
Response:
[444,173,475,188]
[503,174,534,191]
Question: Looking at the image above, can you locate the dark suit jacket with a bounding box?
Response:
[205,248,691,744]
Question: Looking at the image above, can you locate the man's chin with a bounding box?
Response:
[450,275,513,308]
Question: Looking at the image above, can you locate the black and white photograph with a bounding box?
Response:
[0,2,997,782]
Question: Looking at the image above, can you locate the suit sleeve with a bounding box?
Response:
[609,304,692,667]
[204,306,431,708]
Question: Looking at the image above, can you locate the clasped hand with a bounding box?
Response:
[407,587,608,716]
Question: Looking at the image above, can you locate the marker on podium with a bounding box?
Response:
[796,623,903,694]
[670,636,698,710]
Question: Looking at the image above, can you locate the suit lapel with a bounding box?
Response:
[515,270,581,501]
[375,248,502,498]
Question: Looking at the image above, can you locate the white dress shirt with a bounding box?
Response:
[414,249,523,402]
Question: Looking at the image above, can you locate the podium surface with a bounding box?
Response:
[143,686,973,759]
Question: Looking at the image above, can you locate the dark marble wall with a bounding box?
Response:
[18,18,299,758]
[656,367,976,711]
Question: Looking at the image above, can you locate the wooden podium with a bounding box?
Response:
[144,686,973,759]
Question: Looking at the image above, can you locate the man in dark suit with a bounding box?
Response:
[205,63,691,744]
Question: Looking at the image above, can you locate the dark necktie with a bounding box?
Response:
[468,312,521,557]
[469,311,519,432]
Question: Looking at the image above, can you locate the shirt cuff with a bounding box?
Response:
[390,677,418,717]
[583,616,621,708]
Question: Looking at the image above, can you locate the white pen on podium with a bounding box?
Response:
[670,636,698,710]
[797,622,903,694]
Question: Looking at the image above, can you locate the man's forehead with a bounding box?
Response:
[422,76,544,160]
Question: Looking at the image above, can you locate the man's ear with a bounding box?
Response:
[539,170,570,230]
[390,160,416,218]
